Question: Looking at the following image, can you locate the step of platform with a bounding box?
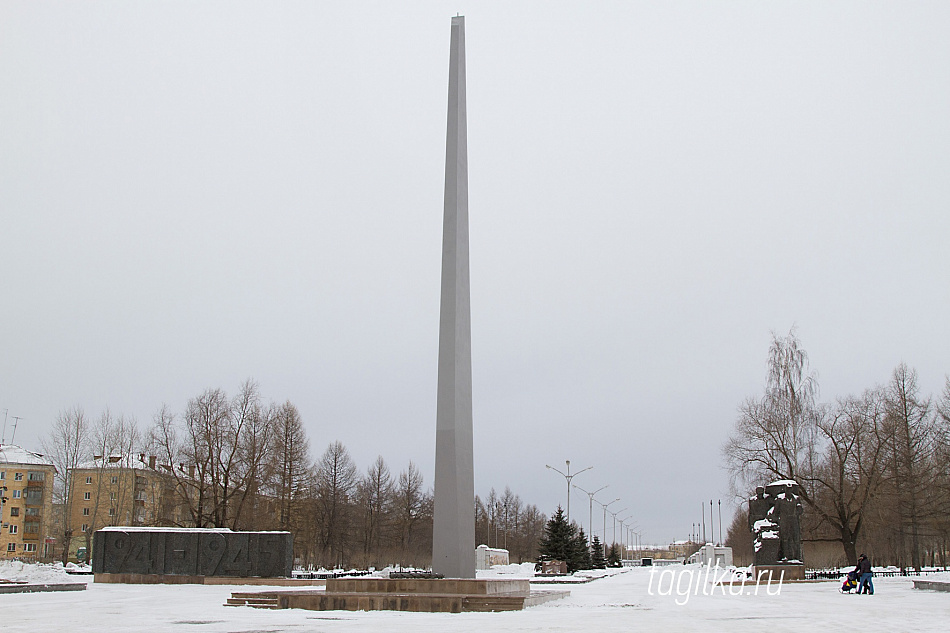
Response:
[327,577,530,596]
[225,587,570,613]
[226,594,280,609]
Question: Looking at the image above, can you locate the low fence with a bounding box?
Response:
[806,568,948,580]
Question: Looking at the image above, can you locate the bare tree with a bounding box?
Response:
[485,487,498,548]
[881,364,937,572]
[513,503,545,563]
[42,406,89,563]
[227,383,275,530]
[725,506,754,566]
[314,440,357,567]
[724,329,820,492]
[394,461,424,559]
[766,328,819,476]
[475,495,489,546]
[724,330,888,564]
[355,455,393,566]
[267,401,310,534]
[151,404,196,526]
[82,411,140,554]
[805,392,888,564]
[151,380,274,529]
[500,486,518,551]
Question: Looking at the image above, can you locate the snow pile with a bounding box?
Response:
[0,561,72,584]
[477,562,536,578]
[714,565,753,583]
[372,566,429,578]
[910,571,950,583]
[574,567,627,580]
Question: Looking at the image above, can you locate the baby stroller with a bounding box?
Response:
[840,571,858,593]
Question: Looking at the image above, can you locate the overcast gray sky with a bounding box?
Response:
[2,1,949,545]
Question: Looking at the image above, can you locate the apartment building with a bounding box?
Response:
[66,453,184,560]
[0,444,56,562]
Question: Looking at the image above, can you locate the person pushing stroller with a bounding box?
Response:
[853,554,874,595]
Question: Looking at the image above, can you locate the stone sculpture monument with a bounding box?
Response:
[431,15,476,580]
[748,480,804,579]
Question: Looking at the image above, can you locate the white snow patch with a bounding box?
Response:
[769,479,798,487]
[753,519,776,531]
[477,562,536,578]
[0,561,72,584]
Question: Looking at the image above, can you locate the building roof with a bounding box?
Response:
[0,444,55,467]
[74,453,164,471]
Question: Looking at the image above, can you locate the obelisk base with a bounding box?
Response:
[226,577,570,613]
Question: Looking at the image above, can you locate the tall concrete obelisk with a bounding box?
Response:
[432,15,476,580]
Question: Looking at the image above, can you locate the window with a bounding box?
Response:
[12,489,20,498]
[84,492,91,500]
[10,507,19,517]
[109,508,116,516]
[24,543,37,552]
[6,543,14,552]
[81,523,88,532]
[24,488,42,504]
[25,507,39,517]
[85,476,92,484]
[28,471,44,482]
[0,471,5,479]
[83,508,90,516]
[109,492,116,501]
[14,472,23,481]
[8,524,17,534]
[25,522,39,534]
[111,476,118,484]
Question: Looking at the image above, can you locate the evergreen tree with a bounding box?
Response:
[590,535,606,569]
[538,506,587,572]
[572,527,592,571]
[607,543,622,567]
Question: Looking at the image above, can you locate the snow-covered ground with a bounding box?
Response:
[1,565,948,633]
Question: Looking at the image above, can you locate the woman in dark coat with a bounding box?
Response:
[853,554,874,595]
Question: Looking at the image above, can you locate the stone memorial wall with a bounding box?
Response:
[92,528,292,578]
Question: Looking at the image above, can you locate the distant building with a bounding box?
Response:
[668,540,702,560]
[65,453,185,560]
[0,445,57,561]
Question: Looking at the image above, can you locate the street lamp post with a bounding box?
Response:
[545,460,591,524]
[503,502,509,550]
[629,523,639,559]
[573,484,608,546]
[601,498,620,555]
[617,516,633,560]
[611,509,627,550]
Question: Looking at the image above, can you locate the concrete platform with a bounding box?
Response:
[329,577,530,595]
[913,580,950,592]
[0,582,87,594]
[752,565,806,581]
[95,573,324,586]
[226,577,570,613]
